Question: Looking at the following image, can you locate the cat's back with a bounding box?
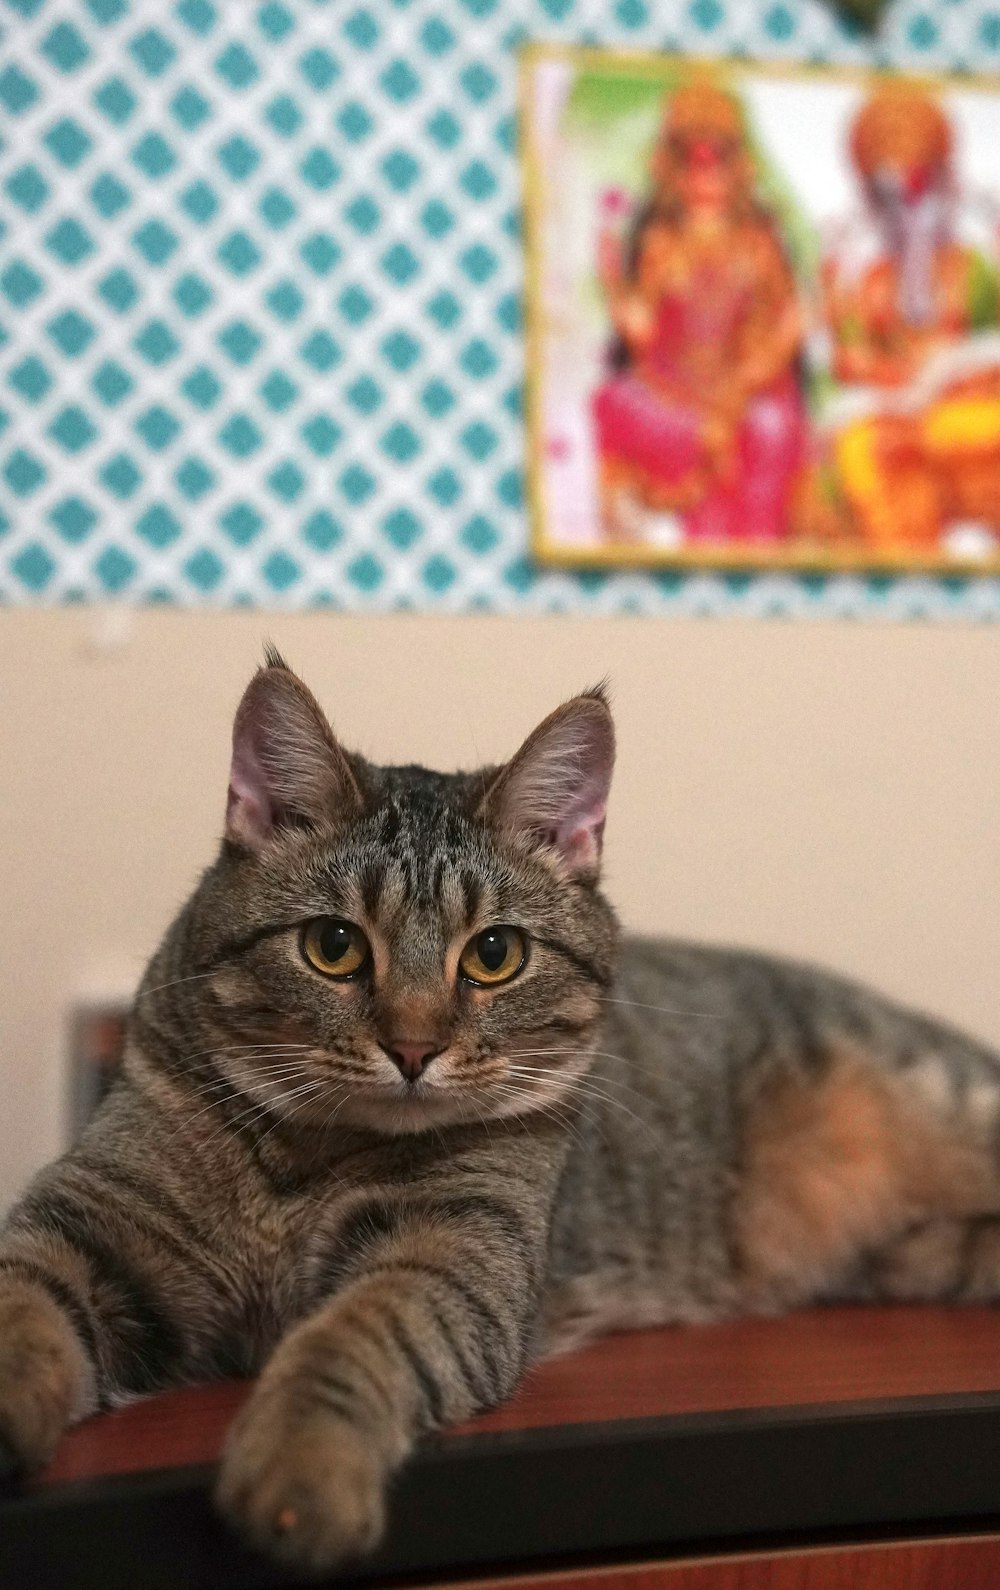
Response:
[604,933,1000,1079]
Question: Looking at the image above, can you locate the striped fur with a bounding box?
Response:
[3,656,1000,1571]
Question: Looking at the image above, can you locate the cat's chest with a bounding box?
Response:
[226,1150,378,1308]
[209,1172,340,1361]
[209,1131,473,1357]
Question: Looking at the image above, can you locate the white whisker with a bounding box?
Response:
[599,995,723,1020]
[137,969,220,999]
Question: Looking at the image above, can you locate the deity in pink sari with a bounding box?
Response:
[593,82,807,545]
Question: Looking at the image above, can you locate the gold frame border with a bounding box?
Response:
[519,42,1000,576]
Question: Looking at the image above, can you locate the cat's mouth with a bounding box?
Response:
[286,1057,557,1136]
[255,1048,577,1137]
[325,1080,484,1135]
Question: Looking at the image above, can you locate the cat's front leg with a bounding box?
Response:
[0,1136,239,1477]
[217,1180,548,1572]
[0,1262,96,1476]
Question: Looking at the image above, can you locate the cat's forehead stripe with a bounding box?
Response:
[337,827,487,939]
[375,846,481,928]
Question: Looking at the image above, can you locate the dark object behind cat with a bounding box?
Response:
[2,651,999,1571]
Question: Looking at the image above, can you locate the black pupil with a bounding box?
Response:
[477,930,508,972]
[319,921,352,965]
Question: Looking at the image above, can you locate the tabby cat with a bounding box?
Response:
[2,651,1000,1572]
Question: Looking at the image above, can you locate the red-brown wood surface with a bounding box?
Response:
[457,1538,1000,1590]
[36,1305,1000,1488]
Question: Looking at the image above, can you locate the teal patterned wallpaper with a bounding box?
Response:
[1,0,999,615]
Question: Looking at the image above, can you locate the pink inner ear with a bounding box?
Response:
[553,802,607,871]
[226,738,273,849]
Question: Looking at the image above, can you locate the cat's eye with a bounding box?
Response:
[302,918,370,979]
[459,926,527,987]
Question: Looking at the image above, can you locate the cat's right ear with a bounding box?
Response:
[225,650,362,852]
[479,686,615,878]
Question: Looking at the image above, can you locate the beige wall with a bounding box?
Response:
[2,608,998,1212]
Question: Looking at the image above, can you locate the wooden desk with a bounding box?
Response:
[5,1307,1000,1589]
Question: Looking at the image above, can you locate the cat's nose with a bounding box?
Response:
[381,1039,442,1082]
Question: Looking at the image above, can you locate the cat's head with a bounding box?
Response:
[154,650,618,1137]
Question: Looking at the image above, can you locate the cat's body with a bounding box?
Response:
[551,940,1000,1345]
[2,656,999,1571]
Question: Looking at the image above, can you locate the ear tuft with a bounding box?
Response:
[261,639,288,672]
[226,657,361,852]
[479,688,615,878]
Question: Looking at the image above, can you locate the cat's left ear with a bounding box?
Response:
[226,648,363,852]
[479,687,615,878]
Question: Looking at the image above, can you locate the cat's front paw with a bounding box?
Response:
[216,1390,387,1572]
[0,1282,93,1480]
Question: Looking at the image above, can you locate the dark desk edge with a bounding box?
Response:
[4,1391,1000,1590]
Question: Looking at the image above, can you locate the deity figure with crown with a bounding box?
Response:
[591,80,808,547]
[819,83,1000,556]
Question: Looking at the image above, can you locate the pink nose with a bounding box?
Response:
[382,1040,441,1081]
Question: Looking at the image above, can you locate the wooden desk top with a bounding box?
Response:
[34,1304,1000,1485]
[8,1307,1000,1590]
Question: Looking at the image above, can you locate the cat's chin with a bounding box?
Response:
[319,1083,536,1137]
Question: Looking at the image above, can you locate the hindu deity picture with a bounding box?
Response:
[521,48,1000,571]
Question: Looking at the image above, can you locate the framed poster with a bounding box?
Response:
[521,47,1000,571]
